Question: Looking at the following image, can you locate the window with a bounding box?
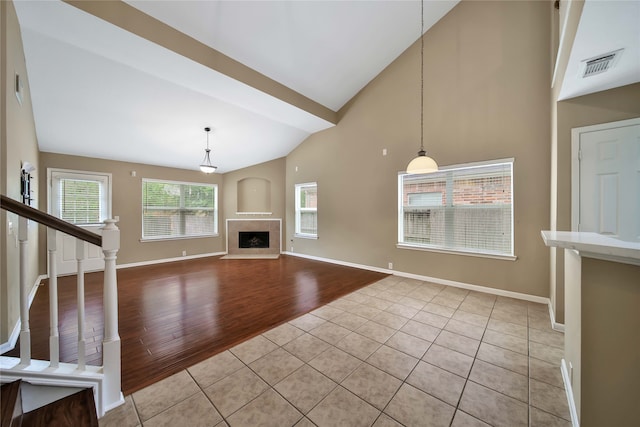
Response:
[398,159,514,258]
[295,182,317,238]
[142,179,218,240]
[49,169,111,225]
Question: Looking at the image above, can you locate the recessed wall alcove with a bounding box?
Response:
[237,177,271,214]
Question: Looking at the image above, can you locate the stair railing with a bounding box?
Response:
[0,194,122,417]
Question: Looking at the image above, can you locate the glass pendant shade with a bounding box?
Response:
[406,149,438,174]
[199,127,217,173]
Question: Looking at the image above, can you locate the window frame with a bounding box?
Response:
[397,158,516,260]
[295,182,318,239]
[48,168,112,226]
[141,178,218,241]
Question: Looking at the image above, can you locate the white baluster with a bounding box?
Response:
[47,227,59,368]
[18,217,31,365]
[76,239,87,371]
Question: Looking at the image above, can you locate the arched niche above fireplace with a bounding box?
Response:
[237,177,271,214]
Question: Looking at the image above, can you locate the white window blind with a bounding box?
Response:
[295,182,317,237]
[50,170,111,225]
[142,179,217,240]
[399,160,514,257]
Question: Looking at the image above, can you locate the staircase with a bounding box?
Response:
[1,380,98,427]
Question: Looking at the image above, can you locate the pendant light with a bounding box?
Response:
[199,127,217,174]
[406,0,438,174]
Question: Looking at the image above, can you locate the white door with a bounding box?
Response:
[573,119,640,242]
[55,227,104,276]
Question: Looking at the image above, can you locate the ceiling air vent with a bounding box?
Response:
[582,49,624,78]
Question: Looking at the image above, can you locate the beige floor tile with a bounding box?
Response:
[530,407,573,427]
[529,341,564,365]
[529,328,564,349]
[143,392,221,427]
[384,383,455,427]
[422,302,456,318]
[406,361,465,406]
[438,286,469,301]
[371,310,408,330]
[307,386,380,427]
[344,292,373,305]
[376,290,406,303]
[457,300,493,317]
[397,296,427,310]
[309,321,351,345]
[328,298,359,311]
[476,342,528,375]
[528,301,548,312]
[308,346,361,382]
[294,417,317,427]
[464,292,497,308]
[356,321,396,343]
[490,308,528,327]
[486,318,527,338]
[187,350,244,388]
[367,297,393,310]
[482,329,528,355]
[529,356,564,388]
[385,330,431,359]
[341,363,402,410]
[348,304,383,320]
[459,381,528,427]
[311,305,344,320]
[289,313,327,331]
[262,323,305,347]
[372,413,403,426]
[358,286,382,297]
[274,364,337,414]
[530,379,571,421]
[528,310,552,331]
[412,310,449,329]
[435,330,480,357]
[366,345,418,380]
[444,318,486,341]
[469,360,528,402]
[203,367,269,417]
[452,310,489,328]
[431,295,462,309]
[423,344,474,378]
[98,395,140,427]
[229,335,278,364]
[335,331,381,360]
[249,347,304,385]
[385,303,419,319]
[400,319,440,342]
[284,333,331,362]
[226,389,302,427]
[330,312,369,330]
[451,410,491,427]
[390,281,420,294]
[406,287,440,302]
[132,370,200,421]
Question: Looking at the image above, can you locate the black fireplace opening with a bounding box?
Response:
[239,231,270,249]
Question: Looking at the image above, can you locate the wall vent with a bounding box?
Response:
[582,49,624,78]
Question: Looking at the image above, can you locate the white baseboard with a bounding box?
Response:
[561,359,580,427]
[283,251,550,306]
[116,251,227,270]
[0,274,46,353]
[549,304,566,332]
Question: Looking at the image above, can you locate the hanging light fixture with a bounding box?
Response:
[199,127,217,173]
[406,0,438,174]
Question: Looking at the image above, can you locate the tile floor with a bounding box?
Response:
[99,276,571,427]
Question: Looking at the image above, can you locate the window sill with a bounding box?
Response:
[397,243,517,261]
[141,234,219,243]
[295,234,318,240]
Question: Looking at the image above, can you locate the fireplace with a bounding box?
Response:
[239,231,270,249]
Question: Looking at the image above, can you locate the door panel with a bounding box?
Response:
[55,226,104,276]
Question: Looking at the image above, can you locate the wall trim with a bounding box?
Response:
[116,252,227,270]
[283,252,550,305]
[561,358,580,427]
[549,303,565,332]
[0,275,46,353]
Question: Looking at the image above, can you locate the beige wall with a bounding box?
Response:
[287,0,551,296]
[38,153,225,271]
[552,83,640,322]
[1,0,40,343]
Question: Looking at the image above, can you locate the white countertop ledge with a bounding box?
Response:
[541,230,640,266]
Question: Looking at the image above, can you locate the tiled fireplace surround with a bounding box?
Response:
[226,219,281,256]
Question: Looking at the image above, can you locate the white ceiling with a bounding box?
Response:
[14,1,639,174]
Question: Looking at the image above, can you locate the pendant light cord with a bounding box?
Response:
[420,0,424,153]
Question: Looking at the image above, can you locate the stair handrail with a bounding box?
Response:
[0,194,101,246]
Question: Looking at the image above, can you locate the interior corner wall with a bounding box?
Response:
[222,157,286,246]
[553,82,640,324]
[38,153,225,271]
[286,0,552,297]
[1,0,40,344]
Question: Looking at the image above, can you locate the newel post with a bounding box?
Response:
[100,218,122,411]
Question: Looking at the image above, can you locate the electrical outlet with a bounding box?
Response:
[182,250,186,256]
[388,262,393,270]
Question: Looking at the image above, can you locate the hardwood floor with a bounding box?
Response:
[3,255,386,395]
